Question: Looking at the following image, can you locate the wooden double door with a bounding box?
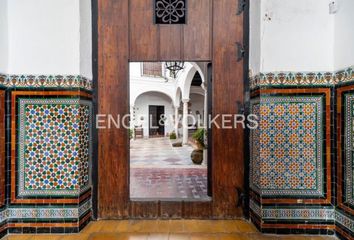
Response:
[96,0,248,219]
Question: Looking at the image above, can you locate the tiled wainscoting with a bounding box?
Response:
[249,66,354,240]
[0,75,93,238]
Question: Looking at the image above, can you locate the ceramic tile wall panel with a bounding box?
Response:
[16,98,92,198]
[250,99,261,194]
[0,90,5,208]
[0,90,94,235]
[336,86,354,239]
[251,95,325,198]
[0,90,6,238]
[249,88,333,235]
[343,93,354,208]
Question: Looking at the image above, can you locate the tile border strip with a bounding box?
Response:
[0,74,92,91]
[344,94,354,207]
[0,200,91,223]
[335,210,354,233]
[250,200,336,221]
[250,66,354,89]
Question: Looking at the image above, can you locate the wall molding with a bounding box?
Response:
[0,74,92,91]
[250,66,354,89]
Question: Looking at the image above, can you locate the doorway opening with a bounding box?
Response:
[129,61,211,200]
[149,105,165,137]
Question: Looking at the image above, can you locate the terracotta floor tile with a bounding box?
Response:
[128,220,146,232]
[169,220,185,233]
[218,233,254,240]
[5,235,33,240]
[81,221,105,234]
[88,233,121,240]
[168,234,190,240]
[233,221,257,233]
[119,233,149,240]
[189,233,219,240]
[116,220,132,232]
[30,235,63,240]
[147,233,169,240]
[99,220,122,232]
[60,234,90,240]
[183,220,214,233]
[217,221,239,233]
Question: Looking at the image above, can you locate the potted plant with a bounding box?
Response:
[191,128,206,164]
[169,131,177,140]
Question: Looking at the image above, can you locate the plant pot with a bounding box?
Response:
[191,149,203,164]
[172,142,183,147]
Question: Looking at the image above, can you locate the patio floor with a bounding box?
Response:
[130,138,208,199]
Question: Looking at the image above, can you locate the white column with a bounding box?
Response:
[182,99,189,145]
[201,83,208,166]
[201,83,208,128]
[130,105,135,128]
[174,105,180,138]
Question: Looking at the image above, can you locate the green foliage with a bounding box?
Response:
[192,128,206,149]
[129,129,134,139]
[170,131,177,140]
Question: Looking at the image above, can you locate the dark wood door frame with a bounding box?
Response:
[92,0,250,219]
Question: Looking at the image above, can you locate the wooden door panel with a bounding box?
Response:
[159,25,183,60]
[98,0,130,218]
[97,0,246,219]
[183,0,212,61]
[129,0,159,61]
[212,0,244,217]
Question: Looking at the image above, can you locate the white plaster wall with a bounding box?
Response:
[0,0,8,72]
[130,63,176,107]
[334,0,354,70]
[132,92,174,138]
[7,0,81,75]
[251,0,335,72]
[249,0,261,75]
[80,0,92,79]
[189,93,204,126]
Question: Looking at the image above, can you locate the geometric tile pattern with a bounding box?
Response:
[0,91,5,208]
[250,96,324,197]
[335,210,354,233]
[0,74,92,91]
[0,208,6,225]
[18,98,92,197]
[250,65,354,90]
[251,199,335,221]
[249,199,262,218]
[344,93,354,207]
[262,207,334,220]
[0,200,91,220]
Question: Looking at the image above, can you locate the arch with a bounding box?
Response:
[177,62,206,100]
[131,89,174,107]
[175,87,182,107]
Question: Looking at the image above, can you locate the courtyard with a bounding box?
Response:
[130,138,208,200]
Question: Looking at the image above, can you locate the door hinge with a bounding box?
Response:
[236,187,246,208]
[236,42,245,62]
[236,101,245,114]
[236,0,246,15]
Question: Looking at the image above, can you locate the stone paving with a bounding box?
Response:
[130,138,208,199]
